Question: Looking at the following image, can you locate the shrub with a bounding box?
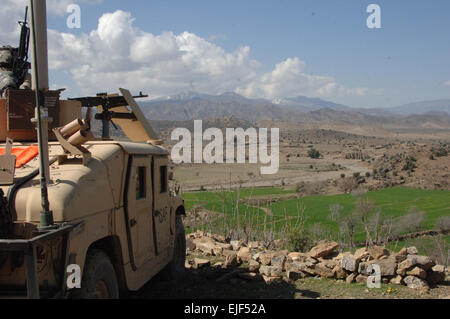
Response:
[282,225,314,252]
[393,207,425,235]
[431,146,448,157]
[307,148,321,159]
[402,157,417,172]
[435,216,450,232]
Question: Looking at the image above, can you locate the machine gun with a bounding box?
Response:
[0,7,30,96]
[68,91,149,140]
[12,6,30,86]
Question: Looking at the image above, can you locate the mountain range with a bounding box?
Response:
[139,92,450,129]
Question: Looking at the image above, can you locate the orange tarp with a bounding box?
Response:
[0,145,39,168]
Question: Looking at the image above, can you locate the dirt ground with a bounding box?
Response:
[171,126,449,192]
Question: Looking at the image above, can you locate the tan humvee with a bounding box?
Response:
[0,90,186,299]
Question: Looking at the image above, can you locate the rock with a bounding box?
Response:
[213,246,224,256]
[286,270,305,281]
[252,252,262,262]
[230,240,244,251]
[312,263,335,278]
[237,247,252,263]
[193,230,206,238]
[346,273,356,283]
[258,250,288,265]
[185,260,192,269]
[397,259,414,276]
[368,246,389,260]
[259,252,274,265]
[239,247,250,253]
[186,238,196,251]
[306,257,319,264]
[238,272,262,281]
[271,255,286,270]
[332,265,348,279]
[248,259,260,272]
[262,275,282,284]
[375,257,397,276]
[407,255,435,271]
[341,255,359,272]
[259,265,283,277]
[288,252,308,262]
[427,265,446,284]
[394,248,408,263]
[332,252,352,262]
[213,234,226,243]
[215,242,232,250]
[195,241,216,255]
[406,266,427,279]
[355,274,368,284]
[358,262,371,275]
[319,259,338,269]
[309,241,339,259]
[359,257,396,276]
[213,262,224,268]
[354,247,369,260]
[224,253,239,268]
[193,258,210,269]
[222,249,237,257]
[287,261,315,276]
[390,275,403,285]
[247,241,260,249]
[404,276,429,290]
[406,246,419,255]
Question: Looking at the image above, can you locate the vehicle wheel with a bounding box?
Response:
[75,249,119,299]
[163,215,186,281]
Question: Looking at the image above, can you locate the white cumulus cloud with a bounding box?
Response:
[2,6,368,100]
[237,57,368,99]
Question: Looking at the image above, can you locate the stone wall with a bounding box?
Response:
[186,231,447,292]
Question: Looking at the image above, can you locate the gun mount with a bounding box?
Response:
[69,89,162,144]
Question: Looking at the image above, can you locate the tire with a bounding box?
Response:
[162,215,186,281]
[75,249,119,299]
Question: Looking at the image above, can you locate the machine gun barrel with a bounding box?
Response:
[68,92,148,109]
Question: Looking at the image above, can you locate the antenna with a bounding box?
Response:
[29,0,54,230]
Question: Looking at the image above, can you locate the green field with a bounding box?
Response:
[182,187,450,246]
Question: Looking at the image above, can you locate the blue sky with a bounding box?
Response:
[4,0,450,108]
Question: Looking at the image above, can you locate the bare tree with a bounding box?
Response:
[340,212,358,248]
[329,203,344,221]
[354,197,375,247]
[338,177,359,194]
